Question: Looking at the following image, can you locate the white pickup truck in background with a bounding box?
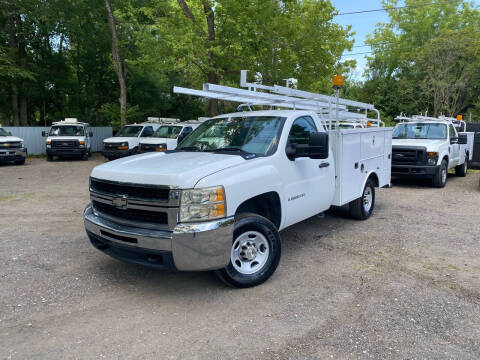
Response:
[0,126,27,165]
[392,115,474,187]
[138,120,204,153]
[84,72,392,287]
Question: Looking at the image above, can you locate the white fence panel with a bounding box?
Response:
[3,127,113,155]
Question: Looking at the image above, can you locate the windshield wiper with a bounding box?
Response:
[212,147,251,154]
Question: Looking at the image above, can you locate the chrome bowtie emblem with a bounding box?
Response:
[112,195,128,209]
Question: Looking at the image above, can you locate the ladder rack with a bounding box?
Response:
[394,113,467,132]
[173,70,383,128]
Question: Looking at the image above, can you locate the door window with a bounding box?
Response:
[287,117,317,155]
[141,126,154,137]
[449,125,457,139]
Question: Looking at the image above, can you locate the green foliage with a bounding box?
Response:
[363,0,480,120]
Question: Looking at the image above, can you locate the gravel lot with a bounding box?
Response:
[1,155,480,359]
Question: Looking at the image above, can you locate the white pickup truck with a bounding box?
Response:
[0,127,27,165]
[138,121,202,153]
[84,76,392,287]
[392,115,474,187]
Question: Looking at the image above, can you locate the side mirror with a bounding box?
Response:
[286,132,329,161]
[458,134,467,144]
[8,131,12,136]
[450,137,458,145]
[89,131,94,137]
[42,131,47,137]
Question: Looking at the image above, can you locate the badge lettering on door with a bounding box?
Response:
[288,193,305,202]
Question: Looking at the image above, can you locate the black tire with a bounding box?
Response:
[47,155,53,161]
[88,149,92,157]
[215,213,281,288]
[349,179,375,220]
[82,152,89,161]
[455,156,468,177]
[433,159,448,187]
[15,158,26,165]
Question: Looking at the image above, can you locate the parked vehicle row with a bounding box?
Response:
[84,71,393,288]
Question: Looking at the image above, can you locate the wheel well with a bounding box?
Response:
[235,192,281,229]
[443,155,449,164]
[368,172,379,187]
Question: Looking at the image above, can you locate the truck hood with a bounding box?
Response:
[0,136,23,142]
[103,137,136,144]
[91,151,246,188]
[392,138,445,149]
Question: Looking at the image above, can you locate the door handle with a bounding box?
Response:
[319,162,330,168]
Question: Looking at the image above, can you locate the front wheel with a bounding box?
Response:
[349,179,375,220]
[15,158,26,165]
[216,213,281,288]
[433,159,448,187]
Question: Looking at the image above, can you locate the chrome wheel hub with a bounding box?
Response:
[231,231,269,275]
[442,168,447,183]
[363,186,373,212]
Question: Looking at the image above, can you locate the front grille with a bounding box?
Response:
[90,178,170,201]
[140,144,157,152]
[104,143,122,150]
[92,200,168,224]
[392,146,426,165]
[52,140,78,150]
[1,142,21,149]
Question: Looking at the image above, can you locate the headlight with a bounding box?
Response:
[46,140,51,145]
[79,140,85,148]
[20,141,25,148]
[179,186,226,222]
[156,144,167,152]
[427,152,438,166]
[118,142,129,150]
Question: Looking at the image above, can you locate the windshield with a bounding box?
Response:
[115,126,143,137]
[393,123,447,140]
[177,116,286,156]
[49,125,85,136]
[153,126,182,139]
[0,128,9,136]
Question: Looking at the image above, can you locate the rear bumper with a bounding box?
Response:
[392,164,440,178]
[0,148,27,162]
[84,204,234,271]
[47,148,86,157]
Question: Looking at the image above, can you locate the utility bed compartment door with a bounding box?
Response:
[330,128,393,207]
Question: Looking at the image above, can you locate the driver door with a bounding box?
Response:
[449,124,460,166]
[282,116,335,228]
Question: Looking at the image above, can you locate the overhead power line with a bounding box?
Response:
[335,0,456,16]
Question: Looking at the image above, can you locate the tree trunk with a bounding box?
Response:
[202,1,218,116]
[8,14,20,126]
[104,0,127,127]
[16,15,28,126]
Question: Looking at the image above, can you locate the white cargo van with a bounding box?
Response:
[84,72,392,288]
[138,121,204,153]
[42,118,93,161]
[102,121,165,160]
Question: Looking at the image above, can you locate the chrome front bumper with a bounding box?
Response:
[84,204,234,271]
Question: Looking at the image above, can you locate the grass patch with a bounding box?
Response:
[0,194,16,202]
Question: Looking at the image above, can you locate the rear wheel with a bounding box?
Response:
[455,156,468,177]
[349,179,375,220]
[47,155,53,161]
[433,159,448,187]
[216,213,281,288]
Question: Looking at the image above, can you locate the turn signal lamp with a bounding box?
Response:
[457,114,463,121]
